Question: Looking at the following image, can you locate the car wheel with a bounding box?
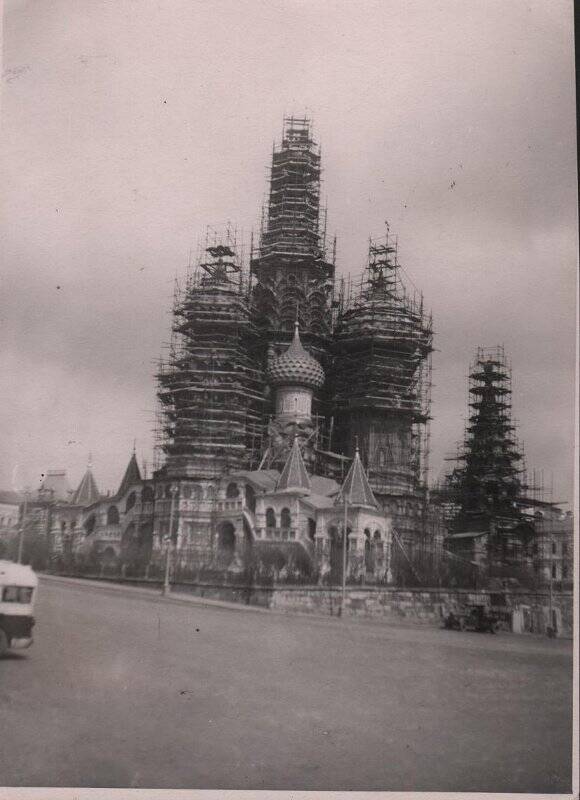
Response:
[0,628,9,657]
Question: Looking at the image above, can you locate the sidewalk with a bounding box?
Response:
[39,572,274,615]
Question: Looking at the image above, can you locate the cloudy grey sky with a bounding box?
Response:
[1,0,577,502]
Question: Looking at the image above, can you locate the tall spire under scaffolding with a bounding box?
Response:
[250,116,335,350]
[330,225,433,540]
[156,232,266,479]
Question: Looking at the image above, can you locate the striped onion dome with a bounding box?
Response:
[267,322,325,390]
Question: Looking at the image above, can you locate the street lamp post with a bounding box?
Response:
[162,485,178,596]
[340,493,348,617]
[548,534,554,636]
[17,491,29,564]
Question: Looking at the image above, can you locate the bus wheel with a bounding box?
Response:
[0,629,9,657]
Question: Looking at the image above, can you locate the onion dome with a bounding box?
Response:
[267,322,325,390]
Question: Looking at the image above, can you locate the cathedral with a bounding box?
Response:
[43,117,436,585]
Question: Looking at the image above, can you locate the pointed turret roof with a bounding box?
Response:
[71,460,100,506]
[276,437,311,493]
[117,451,142,497]
[335,446,378,508]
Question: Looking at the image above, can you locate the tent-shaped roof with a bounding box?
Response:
[335,447,378,508]
[71,466,100,506]
[276,437,311,493]
[229,469,280,492]
[116,452,142,497]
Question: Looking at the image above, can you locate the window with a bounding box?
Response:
[107,506,120,525]
[2,586,33,604]
[552,542,557,555]
[226,482,239,499]
[562,565,568,579]
[182,485,192,499]
[266,508,276,529]
[552,564,557,579]
[562,543,568,556]
[125,492,136,512]
[245,484,256,513]
[280,508,291,529]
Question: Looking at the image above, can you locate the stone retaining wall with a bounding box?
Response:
[47,572,573,637]
[270,586,574,637]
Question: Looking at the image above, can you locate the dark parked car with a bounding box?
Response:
[443,604,498,633]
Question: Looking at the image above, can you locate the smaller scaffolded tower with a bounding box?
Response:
[330,229,433,545]
[156,239,265,481]
[446,346,533,578]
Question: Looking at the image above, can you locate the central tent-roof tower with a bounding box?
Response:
[251,116,335,351]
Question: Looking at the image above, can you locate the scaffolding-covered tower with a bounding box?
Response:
[251,116,335,352]
[454,346,525,518]
[156,239,266,480]
[331,231,433,494]
[445,346,535,581]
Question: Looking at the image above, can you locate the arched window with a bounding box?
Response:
[205,485,216,500]
[142,485,154,502]
[373,529,381,541]
[266,508,276,529]
[364,530,372,571]
[226,482,239,499]
[181,485,192,499]
[245,484,256,513]
[125,492,136,512]
[307,518,316,541]
[191,484,202,502]
[217,522,236,564]
[84,514,96,536]
[280,508,291,530]
[107,506,119,525]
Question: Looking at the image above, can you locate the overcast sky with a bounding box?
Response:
[1,0,577,503]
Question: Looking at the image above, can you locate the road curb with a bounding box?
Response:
[38,573,275,615]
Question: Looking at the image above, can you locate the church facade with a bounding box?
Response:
[33,117,435,585]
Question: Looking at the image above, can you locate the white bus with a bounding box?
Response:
[0,560,38,656]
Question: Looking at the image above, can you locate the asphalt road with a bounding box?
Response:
[0,577,572,792]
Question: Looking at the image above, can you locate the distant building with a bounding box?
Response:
[530,505,574,589]
[0,490,21,552]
